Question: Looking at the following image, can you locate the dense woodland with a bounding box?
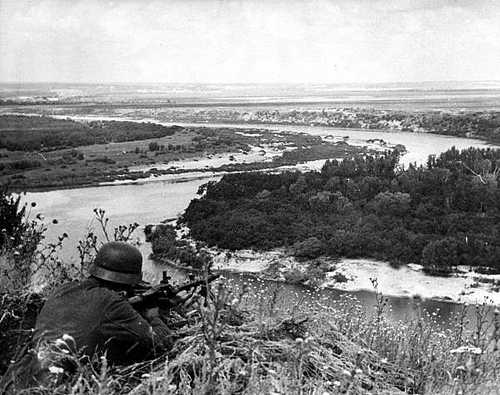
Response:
[183,147,500,274]
[0,115,179,151]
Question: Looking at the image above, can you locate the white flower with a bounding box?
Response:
[295,337,304,343]
[380,358,388,364]
[168,384,177,391]
[48,366,64,374]
[62,334,75,342]
[342,369,352,377]
[333,381,341,387]
[141,373,151,378]
[450,346,482,355]
[355,368,363,375]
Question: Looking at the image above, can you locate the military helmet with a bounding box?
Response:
[89,241,143,285]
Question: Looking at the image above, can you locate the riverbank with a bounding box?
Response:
[160,246,500,306]
[10,104,500,143]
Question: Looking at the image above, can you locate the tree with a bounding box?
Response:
[370,192,411,216]
[148,142,159,151]
[421,237,459,275]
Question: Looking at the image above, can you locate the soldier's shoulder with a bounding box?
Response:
[48,280,82,297]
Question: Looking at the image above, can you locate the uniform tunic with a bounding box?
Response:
[34,278,168,364]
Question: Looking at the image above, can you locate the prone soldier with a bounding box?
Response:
[34,241,172,364]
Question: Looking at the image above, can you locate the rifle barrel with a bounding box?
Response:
[128,274,220,305]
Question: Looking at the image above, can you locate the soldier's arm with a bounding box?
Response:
[100,295,169,363]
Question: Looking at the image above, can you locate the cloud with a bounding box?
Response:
[0,0,499,83]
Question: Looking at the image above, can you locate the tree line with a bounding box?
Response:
[0,115,179,151]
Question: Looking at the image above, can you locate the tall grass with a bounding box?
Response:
[1,195,500,394]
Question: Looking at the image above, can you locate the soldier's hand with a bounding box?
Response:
[144,307,160,322]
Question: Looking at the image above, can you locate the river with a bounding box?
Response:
[35,113,493,167]
[22,120,499,329]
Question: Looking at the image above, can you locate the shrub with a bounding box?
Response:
[422,237,459,275]
[292,237,324,259]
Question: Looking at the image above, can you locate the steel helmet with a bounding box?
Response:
[89,241,143,285]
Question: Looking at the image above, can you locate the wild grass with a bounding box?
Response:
[1,198,500,394]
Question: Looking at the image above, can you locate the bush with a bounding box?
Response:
[292,237,324,259]
[148,142,160,151]
[422,237,459,275]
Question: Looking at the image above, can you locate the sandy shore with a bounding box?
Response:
[208,248,500,305]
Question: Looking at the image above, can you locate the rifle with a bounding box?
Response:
[128,272,220,310]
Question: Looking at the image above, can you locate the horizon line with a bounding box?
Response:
[1,80,500,86]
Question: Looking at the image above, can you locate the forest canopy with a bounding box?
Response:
[182,147,500,274]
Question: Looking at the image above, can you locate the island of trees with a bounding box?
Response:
[182,147,500,275]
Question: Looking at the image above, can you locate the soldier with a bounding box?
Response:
[34,241,171,364]
[0,242,172,393]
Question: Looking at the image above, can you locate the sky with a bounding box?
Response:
[1,0,500,84]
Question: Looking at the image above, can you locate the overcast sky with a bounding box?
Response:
[1,0,499,84]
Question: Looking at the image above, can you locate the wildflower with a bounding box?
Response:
[54,339,66,347]
[168,384,177,391]
[141,373,151,378]
[380,358,388,364]
[48,366,64,374]
[355,368,363,375]
[342,369,352,377]
[295,337,304,344]
[62,334,75,342]
[333,381,341,387]
[450,346,482,355]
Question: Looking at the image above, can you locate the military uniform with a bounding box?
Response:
[34,277,170,364]
[0,242,169,394]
